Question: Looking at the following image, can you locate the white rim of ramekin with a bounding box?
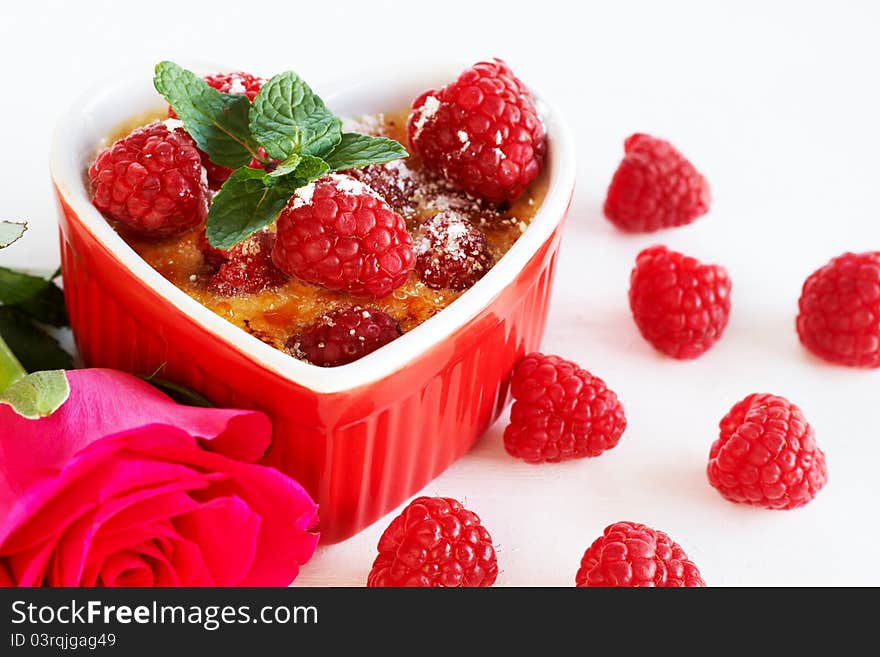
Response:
[50,61,576,394]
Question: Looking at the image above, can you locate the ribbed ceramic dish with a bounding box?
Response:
[51,63,576,543]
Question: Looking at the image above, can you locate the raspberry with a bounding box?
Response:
[708,393,828,510]
[576,521,705,587]
[168,71,266,188]
[503,353,626,463]
[629,245,731,359]
[288,306,401,367]
[346,162,416,216]
[89,122,208,238]
[796,251,880,368]
[272,174,415,298]
[604,133,711,232]
[367,496,498,587]
[414,211,493,290]
[408,59,546,202]
[206,230,288,296]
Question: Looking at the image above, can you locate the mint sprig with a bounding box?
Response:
[155,62,261,168]
[249,71,342,160]
[153,62,409,249]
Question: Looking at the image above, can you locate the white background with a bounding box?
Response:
[2,1,878,586]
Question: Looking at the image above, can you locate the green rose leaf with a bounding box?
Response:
[154,61,259,168]
[0,307,73,372]
[206,168,295,249]
[0,267,68,326]
[0,370,70,419]
[144,377,214,408]
[324,133,409,171]
[0,267,49,306]
[250,71,342,160]
[0,221,26,248]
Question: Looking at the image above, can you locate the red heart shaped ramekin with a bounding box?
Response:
[51,63,576,543]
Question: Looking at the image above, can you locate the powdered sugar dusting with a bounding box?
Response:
[292,181,317,208]
[227,77,247,94]
[411,95,440,139]
[333,174,372,196]
[163,118,185,132]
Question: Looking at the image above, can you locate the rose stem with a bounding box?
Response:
[0,334,26,392]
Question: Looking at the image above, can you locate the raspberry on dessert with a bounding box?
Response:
[708,393,828,510]
[407,59,546,203]
[168,71,267,188]
[346,161,417,217]
[288,306,401,367]
[604,133,711,232]
[367,496,498,587]
[503,353,626,463]
[207,229,288,295]
[629,245,731,359]
[415,211,494,290]
[576,521,705,587]
[89,122,208,238]
[796,251,880,368]
[167,71,265,118]
[271,174,415,298]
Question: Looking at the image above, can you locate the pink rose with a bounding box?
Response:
[0,369,318,586]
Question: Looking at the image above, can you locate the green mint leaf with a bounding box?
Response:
[267,154,327,182]
[206,168,294,249]
[249,71,342,160]
[267,154,302,178]
[324,133,408,171]
[154,61,258,168]
[292,155,330,183]
[0,370,70,419]
[0,307,73,371]
[0,221,26,249]
[0,266,48,306]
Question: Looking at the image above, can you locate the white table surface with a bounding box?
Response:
[2,1,878,586]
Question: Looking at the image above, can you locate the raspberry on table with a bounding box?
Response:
[89,122,208,238]
[206,229,288,296]
[415,211,494,290]
[796,251,880,368]
[168,71,267,189]
[629,245,731,359]
[604,133,711,232]
[367,496,498,587]
[288,306,401,367]
[503,353,627,463]
[708,393,827,510]
[407,59,546,203]
[576,521,705,587]
[271,174,415,298]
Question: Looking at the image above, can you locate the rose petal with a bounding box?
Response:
[99,551,155,587]
[45,490,206,586]
[0,369,272,507]
[173,495,261,585]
